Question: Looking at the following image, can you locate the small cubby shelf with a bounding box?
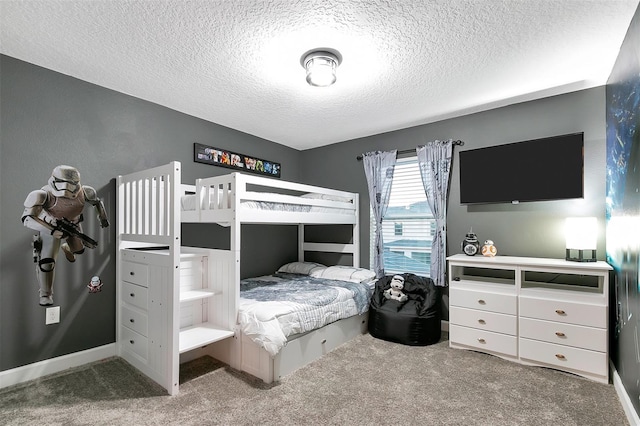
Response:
[180,289,218,302]
[447,254,612,383]
[179,325,235,354]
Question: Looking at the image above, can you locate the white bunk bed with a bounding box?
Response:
[116,161,367,395]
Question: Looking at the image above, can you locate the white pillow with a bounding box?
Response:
[277,261,326,275]
[301,193,353,203]
[310,265,376,283]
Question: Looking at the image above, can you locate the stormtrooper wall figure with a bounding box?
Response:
[22,165,110,306]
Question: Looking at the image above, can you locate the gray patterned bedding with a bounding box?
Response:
[238,272,374,356]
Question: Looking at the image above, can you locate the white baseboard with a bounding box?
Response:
[611,360,640,426]
[0,343,117,390]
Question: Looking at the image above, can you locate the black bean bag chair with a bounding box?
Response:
[368,273,441,346]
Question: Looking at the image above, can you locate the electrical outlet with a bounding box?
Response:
[45,306,60,325]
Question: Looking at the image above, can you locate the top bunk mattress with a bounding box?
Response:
[180,191,354,215]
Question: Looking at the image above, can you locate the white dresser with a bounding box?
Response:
[447,254,612,383]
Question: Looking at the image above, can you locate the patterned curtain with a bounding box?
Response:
[362,150,397,278]
[416,141,453,286]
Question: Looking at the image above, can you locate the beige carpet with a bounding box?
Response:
[0,334,629,425]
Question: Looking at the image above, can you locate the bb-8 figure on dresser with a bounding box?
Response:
[21,165,109,306]
[482,240,498,257]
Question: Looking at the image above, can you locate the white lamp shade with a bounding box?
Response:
[565,217,597,250]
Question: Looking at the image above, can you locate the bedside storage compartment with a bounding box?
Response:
[122,281,149,311]
[519,317,606,352]
[519,296,606,328]
[450,324,517,357]
[519,338,608,377]
[449,286,516,315]
[121,305,149,337]
[449,306,517,335]
[121,261,149,287]
[120,326,148,361]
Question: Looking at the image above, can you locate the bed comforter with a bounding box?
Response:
[238,272,373,356]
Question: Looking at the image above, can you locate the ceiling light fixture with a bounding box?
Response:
[301,48,342,87]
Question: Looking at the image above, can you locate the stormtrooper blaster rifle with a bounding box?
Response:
[53,218,99,249]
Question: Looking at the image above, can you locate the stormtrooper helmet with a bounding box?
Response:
[49,165,81,198]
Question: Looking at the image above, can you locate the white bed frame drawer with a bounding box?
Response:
[449,287,516,315]
[121,261,149,287]
[450,306,517,335]
[121,305,149,337]
[519,317,606,352]
[519,296,606,328]
[450,324,517,357]
[519,338,607,377]
[122,281,149,311]
[120,326,148,361]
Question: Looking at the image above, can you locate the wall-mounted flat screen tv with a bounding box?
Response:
[459,132,584,204]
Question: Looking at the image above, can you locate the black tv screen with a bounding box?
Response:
[459,133,584,204]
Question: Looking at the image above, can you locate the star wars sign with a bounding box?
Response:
[194,143,281,178]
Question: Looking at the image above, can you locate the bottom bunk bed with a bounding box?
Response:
[200,262,375,383]
[206,312,370,384]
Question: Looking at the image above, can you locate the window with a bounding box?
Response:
[411,252,429,264]
[370,156,435,277]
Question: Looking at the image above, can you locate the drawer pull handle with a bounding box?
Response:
[130,293,135,298]
[478,299,486,305]
[321,339,327,344]
[129,319,135,323]
[478,319,486,324]
[555,332,565,337]
[555,309,566,315]
[477,338,486,344]
[129,340,135,345]
[555,354,566,360]
[130,272,135,276]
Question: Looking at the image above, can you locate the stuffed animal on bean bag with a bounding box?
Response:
[384,275,408,302]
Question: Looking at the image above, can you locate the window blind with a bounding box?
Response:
[370,156,435,277]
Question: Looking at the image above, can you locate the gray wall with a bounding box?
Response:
[0,55,301,371]
[300,88,607,269]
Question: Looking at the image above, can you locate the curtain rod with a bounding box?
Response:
[356,140,464,161]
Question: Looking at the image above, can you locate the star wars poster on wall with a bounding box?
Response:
[194,143,281,178]
[605,13,640,416]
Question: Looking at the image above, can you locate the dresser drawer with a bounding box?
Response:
[450,306,517,335]
[450,324,517,357]
[120,326,148,361]
[121,281,149,311]
[519,317,606,352]
[121,305,149,337]
[450,286,516,315]
[519,296,606,328]
[121,261,149,287]
[519,338,607,377]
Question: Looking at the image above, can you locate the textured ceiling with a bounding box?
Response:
[1,1,638,150]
